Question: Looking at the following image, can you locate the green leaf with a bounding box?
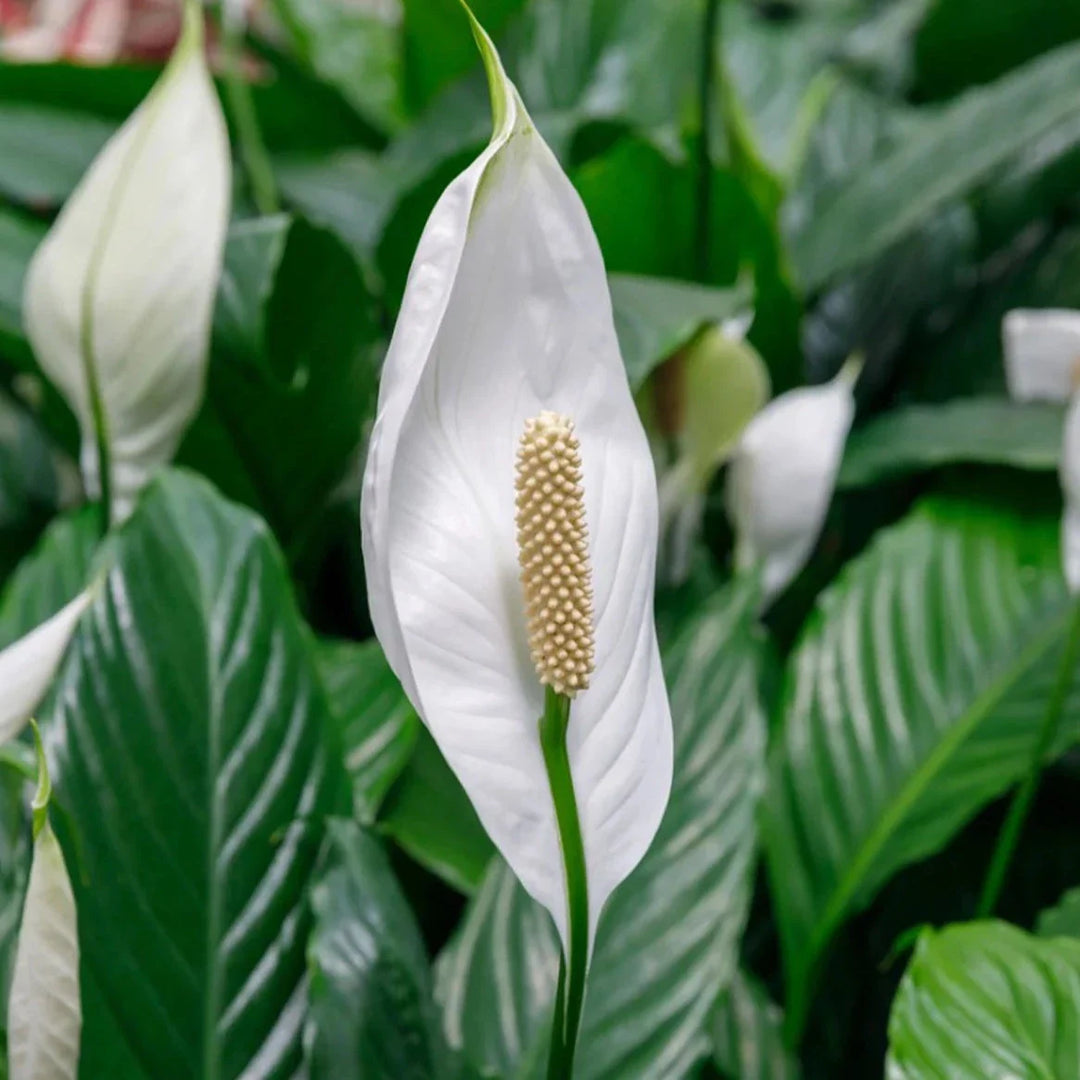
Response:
[184,215,381,546]
[763,498,1080,1041]
[0,59,377,207]
[316,638,420,822]
[0,209,45,368]
[609,273,753,390]
[838,398,1064,489]
[271,0,406,133]
[887,921,1080,1078]
[711,970,800,1080]
[306,819,444,1080]
[1036,886,1080,938]
[435,579,768,1078]
[791,41,1080,291]
[915,0,1080,101]
[0,504,99,649]
[43,469,345,1078]
[378,728,494,896]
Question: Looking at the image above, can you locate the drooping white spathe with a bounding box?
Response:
[361,19,672,951]
[0,591,93,746]
[727,363,858,604]
[8,820,81,1080]
[1002,309,1080,402]
[23,0,230,524]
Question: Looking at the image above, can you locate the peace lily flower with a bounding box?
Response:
[23,0,230,525]
[8,724,80,1080]
[0,590,93,746]
[1002,308,1080,590]
[360,13,672,1062]
[726,360,859,604]
[1002,309,1080,402]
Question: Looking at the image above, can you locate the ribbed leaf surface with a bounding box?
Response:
[887,922,1080,1079]
[763,498,1078,1037]
[45,470,344,1079]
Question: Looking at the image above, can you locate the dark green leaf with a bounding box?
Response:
[378,729,494,896]
[306,819,444,1080]
[184,215,381,546]
[44,469,345,1078]
[316,638,420,822]
[0,209,45,368]
[271,0,406,133]
[887,921,1080,1078]
[763,498,1080,1041]
[711,970,799,1080]
[791,42,1080,291]
[1036,886,1080,938]
[0,504,98,649]
[838,398,1064,489]
[435,579,768,1078]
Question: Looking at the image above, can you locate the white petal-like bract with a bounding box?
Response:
[23,1,230,523]
[1002,309,1080,403]
[727,365,857,603]
[8,821,81,1080]
[1061,393,1080,592]
[361,17,672,949]
[0,591,92,746]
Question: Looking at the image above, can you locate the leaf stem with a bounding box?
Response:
[539,685,589,1079]
[220,6,279,216]
[977,595,1080,917]
[694,0,721,281]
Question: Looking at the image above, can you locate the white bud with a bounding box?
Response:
[23,1,230,523]
[726,363,858,603]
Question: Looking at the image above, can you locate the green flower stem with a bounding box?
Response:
[977,594,1080,917]
[220,8,279,216]
[693,0,720,281]
[539,685,589,1079]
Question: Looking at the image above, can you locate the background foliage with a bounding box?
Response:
[4,0,1080,1076]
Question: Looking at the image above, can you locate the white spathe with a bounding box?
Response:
[361,19,672,951]
[0,591,93,746]
[7,820,81,1080]
[1002,309,1080,403]
[1061,393,1080,592]
[727,364,858,604]
[23,0,230,524]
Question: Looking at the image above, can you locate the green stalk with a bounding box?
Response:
[693,0,721,281]
[976,595,1080,917]
[220,6,279,216]
[539,686,589,1079]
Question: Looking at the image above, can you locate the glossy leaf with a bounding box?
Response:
[887,922,1080,1079]
[838,398,1064,489]
[711,970,799,1080]
[0,508,99,650]
[378,729,494,896]
[316,638,420,822]
[305,819,443,1080]
[792,41,1080,290]
[44,470,345,1078]
[186,215,380,545]
[763,498,1080,1039]
[435,580,767,1078]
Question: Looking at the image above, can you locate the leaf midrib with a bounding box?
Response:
[801,598,1073,989]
